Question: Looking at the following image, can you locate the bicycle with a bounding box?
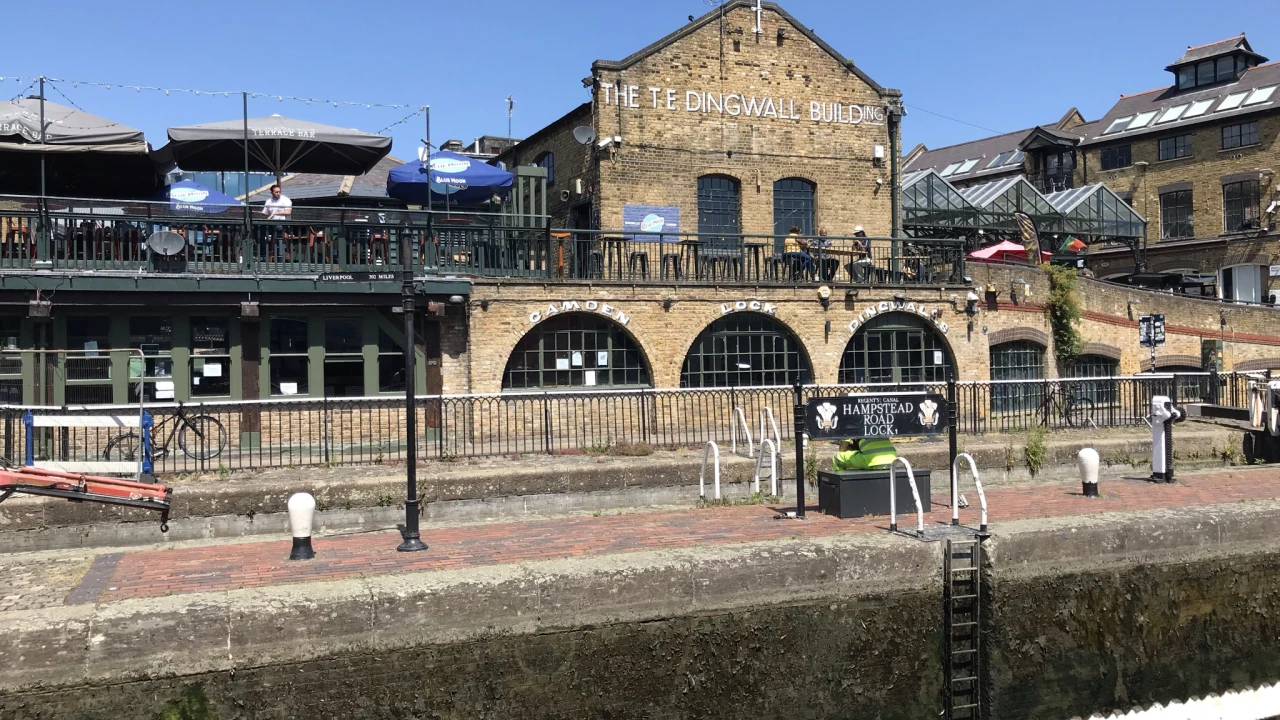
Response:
[103,403,228,462]
[1039,384,1097,429]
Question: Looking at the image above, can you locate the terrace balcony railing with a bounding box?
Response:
[0,194,966,286]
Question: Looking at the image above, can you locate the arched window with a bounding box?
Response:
[990,340,1045,413]
[503,314,649,390]
[534,152,554,185]
[1070,354,1119,404]
[680,314,810,388]
[773,178,816,239]
[697,175,740,239]
[1140,364,1207,404]
[840,312,951,385]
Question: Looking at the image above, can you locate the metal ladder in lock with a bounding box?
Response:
[945,538,983,719]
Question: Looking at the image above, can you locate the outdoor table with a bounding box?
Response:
[743,241,769,281]
[597,236,628,279]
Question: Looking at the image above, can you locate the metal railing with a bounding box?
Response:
[0,195,966,286]
[0,372,1255,476]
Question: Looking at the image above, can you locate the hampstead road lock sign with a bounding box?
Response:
[804,393,948,440]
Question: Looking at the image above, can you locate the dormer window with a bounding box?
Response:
[1169,37,1267,92]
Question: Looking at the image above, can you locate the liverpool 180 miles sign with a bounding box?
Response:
[804,393,948,439]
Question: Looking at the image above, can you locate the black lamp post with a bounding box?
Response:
[397,239,427,552]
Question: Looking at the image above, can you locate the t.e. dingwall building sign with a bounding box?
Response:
[600,85,885,127]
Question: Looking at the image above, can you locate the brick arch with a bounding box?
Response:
[492,308,659,392]
[769,171,822,187]
[840,309,956,382]
[1234,357,1280,372]
[675,307,816,387]
[1079,342,1121,361]
[988,327,1049,348]
[1154,354,1202,370]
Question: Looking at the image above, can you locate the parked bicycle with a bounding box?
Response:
[104,403,228,461]
[1040,383,1096,429]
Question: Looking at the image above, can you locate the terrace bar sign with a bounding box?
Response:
[805,392,948,439]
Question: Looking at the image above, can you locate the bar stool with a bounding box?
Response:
[660,252,682,280]
[627,250,650,279]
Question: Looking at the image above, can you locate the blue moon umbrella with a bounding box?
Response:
[387,150,514,206]
[156,180,244,213]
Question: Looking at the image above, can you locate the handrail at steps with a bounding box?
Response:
[758,407,781,454]
[951,452,988,533]
[754,438,777,496]
[699,440,721,500]
[888,456,925,538]
[731,407,754,457]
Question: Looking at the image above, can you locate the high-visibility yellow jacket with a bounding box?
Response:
[832,439,898,471]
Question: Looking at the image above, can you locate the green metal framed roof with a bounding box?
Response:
[1045,184,1146,240]
[902,169,979,229]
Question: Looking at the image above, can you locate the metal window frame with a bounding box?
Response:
[679,315,809,389]
[502,313,650,391]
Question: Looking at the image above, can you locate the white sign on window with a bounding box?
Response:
[203,362,223,378]
[555,357,570,371]
[933,350,943,365]
[1270,265,1280,277]
[571,352,583,367]
[280,382,299,395]
[597,351,609,366]
[83,340,99,357]
[584,370,597,386]
[155,380,175,400]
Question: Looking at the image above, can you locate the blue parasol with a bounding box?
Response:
[386,150,514,206]
[156,180,243,213]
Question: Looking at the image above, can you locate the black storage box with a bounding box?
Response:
[817,469,932,519]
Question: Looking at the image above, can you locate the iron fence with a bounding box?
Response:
[0,372,1259,475]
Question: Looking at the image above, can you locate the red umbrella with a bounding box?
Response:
[968,240,1051,264]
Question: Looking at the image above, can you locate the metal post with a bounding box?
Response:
[38,77,46,199]
[242,92,252,270]
[948,376,959,526]
[792,380,805,518]
[397,240,427,552]
[888,103,901,276]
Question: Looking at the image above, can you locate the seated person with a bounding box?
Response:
[811,228,839,282]
[780,225,815,278]
[832,438,898,471]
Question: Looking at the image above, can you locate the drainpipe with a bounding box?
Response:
[887,99,903,268]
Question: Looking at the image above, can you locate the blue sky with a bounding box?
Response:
[5,0,1276,159]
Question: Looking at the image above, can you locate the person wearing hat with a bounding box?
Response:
[848,226,874,283]
[833,437,898,471]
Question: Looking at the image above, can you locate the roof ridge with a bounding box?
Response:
[911,126,1035,155]
[1183,33,1245,53]
[1119,85,1170,99]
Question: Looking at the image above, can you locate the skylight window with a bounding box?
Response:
[1218,92,1248,111]
[1243,86,1276,106]
[1156,104,1189,124]
[1127,111,1158,129]
[955,159,979,175]
[987,151,1013,168]
[1004,150,1025,167]
[940,162,961,177]
[1183,99,1214,118]
[1103,116,1133,135]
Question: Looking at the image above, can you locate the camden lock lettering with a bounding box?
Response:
[529,301,630,326]
[807,394,947,439]
[848,301,948,335]
[719,300,778,316]
[599,85,885,127]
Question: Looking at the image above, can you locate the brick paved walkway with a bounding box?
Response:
[62,468,1280,607]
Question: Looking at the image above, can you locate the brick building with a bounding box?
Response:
[905,34,1279,299]
[496,0,901,238]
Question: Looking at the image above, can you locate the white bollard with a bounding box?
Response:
[1077,448,1100,498]
[287,492,316,561]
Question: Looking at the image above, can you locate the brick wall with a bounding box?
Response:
[503,4,896,236]
[457,266,1280,394]
[499,105,595,227]
[1080,112,1279,244]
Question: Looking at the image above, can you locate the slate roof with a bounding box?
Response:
[902,126,1034,183]
[246,154,406,203]
[1082,61,1280,145]
[1166,35,1266,70]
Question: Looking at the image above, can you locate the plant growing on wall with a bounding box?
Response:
[1043,264,1084,367]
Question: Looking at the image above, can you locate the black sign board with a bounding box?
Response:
[1139,314,1166,348]
[804,393,948,440]
[317,271,399,282]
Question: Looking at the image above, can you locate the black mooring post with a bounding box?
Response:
[948,376,959,526]
[793,380,805,519]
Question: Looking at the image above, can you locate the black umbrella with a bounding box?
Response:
[0,95,159,197]
[162,114,392,184]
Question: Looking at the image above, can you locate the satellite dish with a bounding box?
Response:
[145,231,186,257]
[572,126,597,145]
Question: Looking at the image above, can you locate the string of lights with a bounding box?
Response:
[377,107,426,134]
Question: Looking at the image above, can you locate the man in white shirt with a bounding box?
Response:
[262,184,292,219]
[259,184,292,261]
